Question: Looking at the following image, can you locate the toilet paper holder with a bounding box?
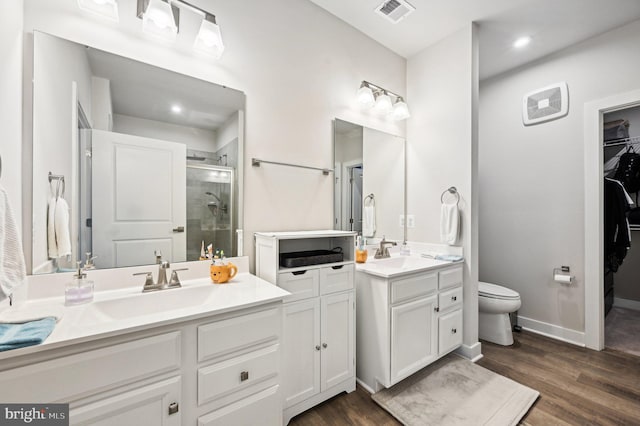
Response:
[553,266,574,284]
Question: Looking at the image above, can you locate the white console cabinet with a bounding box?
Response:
[255,230,356,424]
[356,264,464,392]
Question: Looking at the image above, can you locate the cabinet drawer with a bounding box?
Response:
[390,272,437,305]
[198,307,280,363]
[438,309,463,356]
[198,344,279,406]
[0,332,181,403]
[438,286,463,312]
[320,264,354,295]
[198,385,281,426]
[278,269,320,302]
[439,266,463,290]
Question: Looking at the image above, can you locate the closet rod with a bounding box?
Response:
[252,158,332,175]
[603,136,640,147]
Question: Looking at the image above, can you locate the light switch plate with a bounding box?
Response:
[407,215,415,228]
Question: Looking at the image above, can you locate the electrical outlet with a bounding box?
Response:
[399,215,405,227]
[407,215,415,228]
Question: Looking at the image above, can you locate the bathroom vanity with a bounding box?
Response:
[355,256,463,392]
[254,230,356,425]
[0,272,288,426]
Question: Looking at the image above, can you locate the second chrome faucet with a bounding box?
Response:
[133,251,188,293]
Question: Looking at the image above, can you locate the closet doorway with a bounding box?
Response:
[585,89,640,352]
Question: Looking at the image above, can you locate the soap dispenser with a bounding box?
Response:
[65,261,94,306]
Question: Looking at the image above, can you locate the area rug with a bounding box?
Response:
[372,353,539,426]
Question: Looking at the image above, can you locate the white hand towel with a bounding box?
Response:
[54,197,71,257]
[363,205,376,238]
[0,185,27,301]
[440,203,459,245]
[47,197,58,259]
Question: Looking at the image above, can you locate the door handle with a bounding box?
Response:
[173,226,185,233]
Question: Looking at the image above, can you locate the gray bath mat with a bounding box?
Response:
[372,353,539,426]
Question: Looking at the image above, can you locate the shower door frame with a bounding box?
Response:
[186,163,235,257]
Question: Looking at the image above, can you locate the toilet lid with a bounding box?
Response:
[479,282,520,300]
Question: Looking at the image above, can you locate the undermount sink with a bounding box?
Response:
[357,255,450,278]
[79,284,216,325]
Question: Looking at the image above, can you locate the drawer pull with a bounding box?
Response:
[292,270,307,276]
[240,371,249,381]
[451,296,457,301]
[315,345,321,351]
[331,265,344,270]
[322,343,328,349]
[434,307,440,312]
[168,402,179,415]
[451,328,457,334]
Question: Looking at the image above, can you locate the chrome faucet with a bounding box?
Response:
[133,251,188,292]
[374,236,397,259]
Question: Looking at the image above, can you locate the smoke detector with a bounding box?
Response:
[522,82,569,125]
[375,0,415,24]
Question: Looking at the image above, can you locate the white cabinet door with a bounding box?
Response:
[71,377,181,426]
[321,292,354,390]
[390,294,438,384]
[282,299,321,408]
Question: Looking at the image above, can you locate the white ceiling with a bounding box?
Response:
[309,0,640,79]
[87,47,244,131]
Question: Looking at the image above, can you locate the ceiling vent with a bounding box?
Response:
[375,0,415,24]
[522,82,569,126]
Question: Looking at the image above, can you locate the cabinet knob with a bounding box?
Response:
[322,343,328,349]
[451,296,457,301]
[240,371,249,381]
[451,328,457,334]
[434,307,440,312]
[315,345,321,351]
[168,402,179,415]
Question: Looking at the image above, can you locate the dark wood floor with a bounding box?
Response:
[289,331,640,425]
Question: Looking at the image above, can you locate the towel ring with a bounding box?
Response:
[48,172,65,199]
[364,193,375,207]
[440,187,459,205]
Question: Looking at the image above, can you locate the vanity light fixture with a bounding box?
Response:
[77,0,119,22]
[137,0,225,58]
[357,80,410,121]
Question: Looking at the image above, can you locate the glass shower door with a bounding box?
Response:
[186,164,234,260]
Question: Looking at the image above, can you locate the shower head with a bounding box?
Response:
[205,191,222,203]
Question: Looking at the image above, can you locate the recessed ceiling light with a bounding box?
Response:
[513,36,532,49]
[171,105,182,113]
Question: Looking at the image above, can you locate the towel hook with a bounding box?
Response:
[441,187,460,205]
[364,193,375,207]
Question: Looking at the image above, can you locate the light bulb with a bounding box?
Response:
[374,92,393,115]
[392,97,410,120]
[357,84,375,109]
[142,0,177,41]
[513,36,532,49]
[194,19,225,58]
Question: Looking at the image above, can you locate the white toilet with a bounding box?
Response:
[478,282,522,346]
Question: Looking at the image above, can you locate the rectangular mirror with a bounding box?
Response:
[32,32,245,274]
[333,119,405,242]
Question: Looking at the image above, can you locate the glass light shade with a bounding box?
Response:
[374,92,393,115]
[142,0,177,41]
[194,19,225,59]
[357,85,375,109]
[392,99,411,120]
[77,0,119,22]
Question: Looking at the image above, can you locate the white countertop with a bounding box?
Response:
[355,254,462,278]
[0,272,289,360]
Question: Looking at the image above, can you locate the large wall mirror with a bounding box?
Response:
[333,119,405,242]
[32,32,245,274]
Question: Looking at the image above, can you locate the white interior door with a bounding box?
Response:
[92,130,186,268]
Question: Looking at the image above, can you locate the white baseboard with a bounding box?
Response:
[517,316,585,347]
[455,341,483,362]
[356,378,375,394]
[614,297,640,311]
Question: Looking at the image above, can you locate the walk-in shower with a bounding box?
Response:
[186,164,234,261]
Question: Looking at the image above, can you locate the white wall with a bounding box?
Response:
[16,0,406,270]
[113,114,216,151]
[91,76,112,131]
[0,0,23,227]
[480,18,640,340]
[216,111,238,151]
[406,24,480,356]
[32,32,93,272]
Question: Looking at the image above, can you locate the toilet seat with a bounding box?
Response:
[479,282,520,300]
